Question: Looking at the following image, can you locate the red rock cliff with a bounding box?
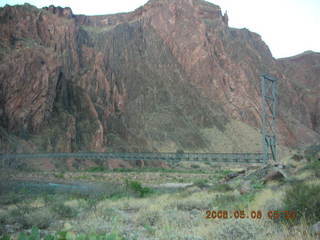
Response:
[0,0,319,155]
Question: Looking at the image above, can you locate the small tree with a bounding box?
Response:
[176,149,184,154]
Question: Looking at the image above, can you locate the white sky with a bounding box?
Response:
[1,0,319,58]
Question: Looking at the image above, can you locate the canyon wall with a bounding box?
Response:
[0,0,319,157]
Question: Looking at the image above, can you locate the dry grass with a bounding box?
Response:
[1,186,318,239]
[274,218,318,240]
[249,188,285,211]
[1,151,319,239]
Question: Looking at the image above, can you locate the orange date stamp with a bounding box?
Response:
[205,210,297,220]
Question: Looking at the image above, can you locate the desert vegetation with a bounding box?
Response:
[1,148,319,240]
[0,1,319,239]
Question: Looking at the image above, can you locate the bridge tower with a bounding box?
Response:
[260,74,278,162]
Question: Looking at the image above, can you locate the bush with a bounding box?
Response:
[304,153,320,177]
[192,179,209,189]
[24,208,55,229]
[136,209,162,226]
[175,198,212,211]
[214,194,236,208]
[51,202,78,218]
[3,204,32,228]
[214,192,256,209]
[88,166,106,172]
[282,182,320,224]
[304,145,320,162]
[4,227,127,240]
[209,183,233,192]
[0,192,23,205]
[176,149,184,154]
[251,181,264,190]
[125,180,153,197]
[163,210,194,229]
[190,164,200,169]
[212,219,268,240]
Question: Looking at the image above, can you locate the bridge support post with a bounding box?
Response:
[260,74,278,162]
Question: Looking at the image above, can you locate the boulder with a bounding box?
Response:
[237,169,246,174]
[239,180,251,195]
[273,163,286,169]
[225,170,246,181]
[225,172,239,181]
[233,189,241,197]
[292,154,304,161]
[263,170,286,183]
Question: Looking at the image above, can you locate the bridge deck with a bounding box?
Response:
[0,152,268,164]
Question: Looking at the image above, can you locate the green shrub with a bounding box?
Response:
[216,170,233,180]
[51,202,78,218]
[143,224,156,236]
[5,227,127,240]
[0,192,23,205]
[214,192,255,209]
[251,181,264,190]
[88,166,105,172]
[214,194,237,208]
[220,169,233,176]
[304,157,320,177]
[209,183,233,192]
[304,145,320,162]
[282,182,320,224]
[125,180,153,197]
[192,179,209,188]
[42,194,56,205]
[0,235,10,240]
[176,149,184,154]
[190,164,200,169]
[25,208,55,229]
[18,227,41,240]
[53,172,65,179]
[3,204,32,228]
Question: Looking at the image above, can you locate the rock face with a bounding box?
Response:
[279,52,320,137]
[0,0,319,157]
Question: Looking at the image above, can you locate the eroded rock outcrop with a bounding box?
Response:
[0,0,319,159]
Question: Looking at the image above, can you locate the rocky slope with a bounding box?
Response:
[0,0,319,157]
[278,51,320,137]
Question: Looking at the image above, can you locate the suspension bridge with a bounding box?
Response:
[0,74,278,167]
[0,152,270,166]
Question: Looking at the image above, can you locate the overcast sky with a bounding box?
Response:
[1,0,319,58]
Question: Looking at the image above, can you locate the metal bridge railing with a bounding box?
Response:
[0,152,269,166]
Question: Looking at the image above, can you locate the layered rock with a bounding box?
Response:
[279,51,320,135]
[0,0,319,159]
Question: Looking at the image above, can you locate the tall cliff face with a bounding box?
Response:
[279,51,320,134]
[0,0,319,155]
